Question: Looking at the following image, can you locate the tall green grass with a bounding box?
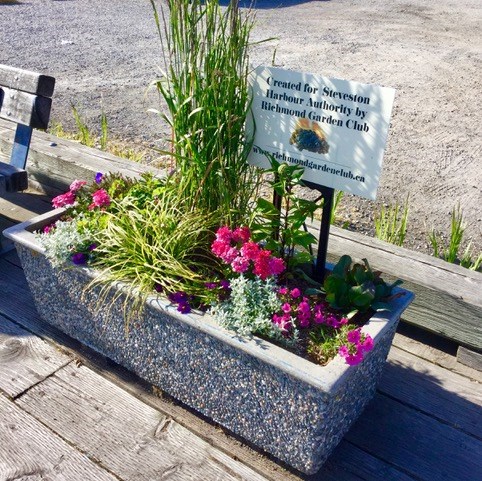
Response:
[50,105,146,163]
[429,204,481,270]
[150,0,262,223]
[374,196,410,247]
[88,190,222,326]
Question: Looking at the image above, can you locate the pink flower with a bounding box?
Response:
[43,223,55,234]
[272,313,292,333]
[221,246,239,264]
[338,345,364,366]
[281,302,292,313]
[89,189,111,209]
[338,345,350,358]
[253,250,273,280]
[313,310,325,324]
[240,241,260,261]
[215,226,233,243]
[231,256,249,273]
[69,179,87,192]
[290,288,301,299]
[278,286,288,296]
[52,191,76,208]
[347,328,361,345]
[344,351,364,366]
[297,299,311,327]
[268,256,285,276]
[211,239,230,258]
[360,335,374,352]
[232,226,251,243]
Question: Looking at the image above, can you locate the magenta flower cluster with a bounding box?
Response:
[52,178,111,210]
[273,286,349,334]
[211,226,285,280]
[338,328,374,366]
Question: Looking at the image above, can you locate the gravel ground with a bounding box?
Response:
[1,0,481,257]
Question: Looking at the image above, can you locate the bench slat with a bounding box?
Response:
[0,87,52,129]
[0,65,55,97]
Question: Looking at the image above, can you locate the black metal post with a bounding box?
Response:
[303,181,334,282]
[314,186,334,282]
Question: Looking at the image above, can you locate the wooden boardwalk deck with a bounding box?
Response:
[1,195,481,481]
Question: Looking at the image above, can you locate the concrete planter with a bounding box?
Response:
[4,210,413,475]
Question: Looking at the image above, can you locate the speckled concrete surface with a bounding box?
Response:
[7,213,412,474]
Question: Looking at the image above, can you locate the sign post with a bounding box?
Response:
[247,66,395,279]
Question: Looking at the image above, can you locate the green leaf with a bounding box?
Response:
[256,197,280,216]
[332,255,352,277]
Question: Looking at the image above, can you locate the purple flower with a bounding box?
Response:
[154,283,163,293]
[204,282,218,290]
[95,172,104,184]
[177,301,191,314]
[219,279,230,290]
[168,291,188,304]
[88,243,97,251]
[71,252,87,265]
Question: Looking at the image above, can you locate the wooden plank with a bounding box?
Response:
[1,188,52,252]
[321,442,417,481]
[0,64,55,97]
[0,315,72,398]
[0,118,163,194]
[0,395,117,480]
[393,331,482,383]
[0,87,52,129]
[458,346,482,372]
[345,393,482,481]
[0,187,52,221]
[17,363,270,481]
[382,346,482,438]
[0,160,28,192]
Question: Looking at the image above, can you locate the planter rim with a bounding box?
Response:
[4,210,414,394]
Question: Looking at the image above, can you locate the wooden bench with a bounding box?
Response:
[0,64,55,193]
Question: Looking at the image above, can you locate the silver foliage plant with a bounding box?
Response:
[209,276,299,347]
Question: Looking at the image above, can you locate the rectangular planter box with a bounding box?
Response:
[4,210,414,475]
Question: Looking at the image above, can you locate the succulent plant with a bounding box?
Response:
[323,255,402,314]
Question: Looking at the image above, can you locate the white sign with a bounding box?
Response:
[246,66,395,200]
